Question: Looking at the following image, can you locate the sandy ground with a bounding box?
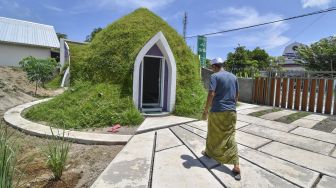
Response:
[0,66,124,187]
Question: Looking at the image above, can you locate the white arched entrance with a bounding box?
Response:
[133,32,176,112]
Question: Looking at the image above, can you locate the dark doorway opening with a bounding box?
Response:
[142,56,162,110]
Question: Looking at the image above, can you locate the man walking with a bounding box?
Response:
[202,57,241,180]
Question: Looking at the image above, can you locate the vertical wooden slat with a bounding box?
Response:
[258,78,264,104]
[269,78,275,106]
[325,79,333,114]
[288,79,295,109]
[253,77,259,103]
[275,78,281,107]
[301,79,309,111]
[281,78,288,108]
[309,79,317,112]
[294,79,302,110]
[264,78,269,105]
[317,79,325,113]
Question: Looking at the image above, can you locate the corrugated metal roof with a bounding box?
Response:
[0,17,60,48]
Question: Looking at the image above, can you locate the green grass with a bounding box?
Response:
[24,81,144,129]
[275,111,311,124]
[43,128,70,180]
[249,108,282,117]
[69,8,206,118]
[45,75,62,89]
[0,124,17,188]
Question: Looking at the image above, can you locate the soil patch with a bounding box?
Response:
[249,108,282,117]
[275,111,311,124]
[1,66,124,187]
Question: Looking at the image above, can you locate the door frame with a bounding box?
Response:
[140,55,165,109]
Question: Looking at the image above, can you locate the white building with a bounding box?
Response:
[0,17,60,66]
[281,42,306,71]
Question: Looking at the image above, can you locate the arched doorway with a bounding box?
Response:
[133,32,176,112]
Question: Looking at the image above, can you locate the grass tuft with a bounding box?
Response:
[249,108,282,117]
[0,123,17,188]
[275,111,311,124]
[43,128,70,181]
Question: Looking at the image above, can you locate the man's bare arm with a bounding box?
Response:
[203,91,215,120]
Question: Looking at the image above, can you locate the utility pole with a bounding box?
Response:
[183,12,188,40]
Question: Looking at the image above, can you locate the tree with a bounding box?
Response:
[85,27,103,42]
[56,32,67,41]
[296,36,336,71]
[19,56,59,95]
[249,47,270,69]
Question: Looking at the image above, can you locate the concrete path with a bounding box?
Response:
[4,99,132,145]
[290,114,328,128]
[260,109,296,120]
[92,112,336,187]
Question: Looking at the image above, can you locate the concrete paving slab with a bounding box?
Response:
[303,114,329,121]
[136,116,196,133]
[152,145,223,188]
[238,114,297,132]
[290,118,320,129]
[290,127,336,144]
[236,131,271,149]
[236,103,259,111]
[170,126,219,168]
[241,125,334,155]
[182,125,207,138]
[237,106,272,115]
[156,129,182,152]
[183,124,271,149]
[259,142,336,178]
[186,120,207,131]
[316,176,336,188]
[91,132,155,188]
[212,158,298,188]
[332,128,336,134]
[238,145,319,187]
[332,150,336,158]
[237,121,251,129]
[260,110,296,120]
[187,120,250,131]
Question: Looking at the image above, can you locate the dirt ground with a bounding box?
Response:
[0,66,124,187]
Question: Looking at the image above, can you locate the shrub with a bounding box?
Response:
[43,128,70,181]
[19,56,60,95]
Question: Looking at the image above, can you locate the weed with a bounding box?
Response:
[0,123,17,188]
[43,128,70,181]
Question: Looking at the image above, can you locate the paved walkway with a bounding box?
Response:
[92,103,336,188]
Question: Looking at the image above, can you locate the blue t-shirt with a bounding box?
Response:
[209,71,239,112]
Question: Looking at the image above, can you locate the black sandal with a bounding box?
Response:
[232,170,241,181]
[201,150,210,158]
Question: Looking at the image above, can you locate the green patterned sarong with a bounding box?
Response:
[205,111,239,165]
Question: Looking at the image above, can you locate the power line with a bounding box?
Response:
[186,7,336,38]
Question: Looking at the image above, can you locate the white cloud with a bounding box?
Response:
[43,4,64,12]
[301,0,332,8]
[205,7,290,49]
[81,0,175,10]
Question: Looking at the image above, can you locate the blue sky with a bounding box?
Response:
[1,0,336,59]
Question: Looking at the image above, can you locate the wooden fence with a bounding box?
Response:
[253,77,336,115]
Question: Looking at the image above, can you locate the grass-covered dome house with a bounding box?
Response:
[26,8,206,128]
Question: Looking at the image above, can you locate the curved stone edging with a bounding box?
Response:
[3,98,132,145]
